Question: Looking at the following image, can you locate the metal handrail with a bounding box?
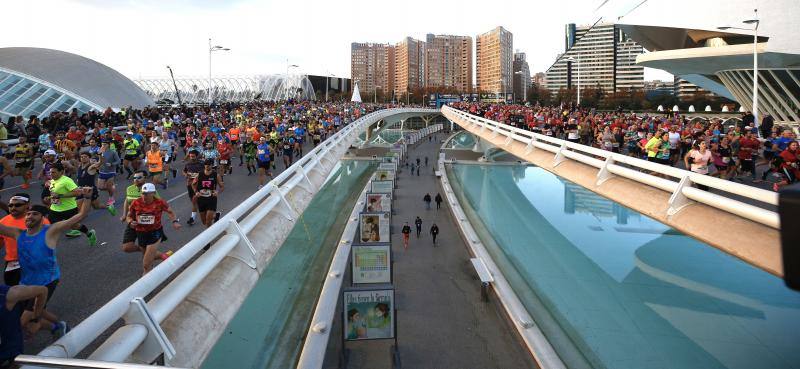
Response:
[30,108,437,366]
[14,355,188,369]
[442,105,780,229]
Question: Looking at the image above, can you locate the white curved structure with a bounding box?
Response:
[0,47,153,120]
[618,0,800,125]
[135,74,316,104]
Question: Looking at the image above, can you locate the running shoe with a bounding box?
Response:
[214,212,221,222]
[87,229,97,247]
[65,230,81,238]
[21,183,30,189]
[160,250,174,261]
[105,198,115,206]
[187,217,195,226]
[107,204,116,216]
[52,321,69,338]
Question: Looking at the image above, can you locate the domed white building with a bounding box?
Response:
[0,47,153,121]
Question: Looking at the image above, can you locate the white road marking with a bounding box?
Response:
[1,180,41,192]
[167,192,188,203]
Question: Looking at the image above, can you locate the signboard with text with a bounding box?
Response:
[370,180,393,194]
[352,244,392,284]
[358,211,391,244]
[365,192,392,213]
[343,287,395,340]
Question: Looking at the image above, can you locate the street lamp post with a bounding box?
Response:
[285,62,299,100]
[325,72,334,102]
[166,65,182,105]
[718,8,760,127]
[208,38,230,105]
[567,56,580,106]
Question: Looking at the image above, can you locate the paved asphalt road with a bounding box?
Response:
[0,139,320,355]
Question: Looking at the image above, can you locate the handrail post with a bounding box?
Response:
[552,142,568,167]
[596,156,615,186]
[226,219,257,269]
[668,175,694,216]
[524,137,537,154]
[270,183,298,221]
[124,298,176,364]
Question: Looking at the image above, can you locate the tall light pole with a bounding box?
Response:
[208,38,230,105]
[166,65,182,105]
[325,72,334,102]
[567,56,580,106]
[718,8,760,127]
[496,79,504,103]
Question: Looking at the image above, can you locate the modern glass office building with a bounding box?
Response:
[0,47,152,121]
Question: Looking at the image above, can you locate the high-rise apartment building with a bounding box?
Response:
[544,23,644,95]
[513,52,531,102]
[350,42,395,98]
[394,37,426,98]
[476,26,513,94]
[425,34,473,93]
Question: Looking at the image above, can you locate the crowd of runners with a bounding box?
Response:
[0,100,384,363]
[452,102,800,191]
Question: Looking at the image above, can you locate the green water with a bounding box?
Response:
[448,163,800,369]
[202,160,374,369]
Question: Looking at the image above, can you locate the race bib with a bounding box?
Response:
[149,163,159,169]
[189,172,199,178]
[220,160,228,165]
[137,214,155,224]
[4,260,20,271]
[257,149,265,155]
[199,189,212,197]
[722,157,730,164]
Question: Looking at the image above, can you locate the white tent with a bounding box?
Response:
[705,105,712,112]
[351,82,362,103]
[657,105,664,112]
[739,106,746,112]
[721,106,730,112]
[688,105,695,112]
[672,105,680,112]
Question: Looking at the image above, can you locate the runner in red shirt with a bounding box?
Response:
[126,183,180,275]
[737,131,760,181]
[217,139,232,175]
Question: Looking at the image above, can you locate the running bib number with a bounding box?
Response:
[220,160,228,165]
[188,172,199,178]
[722,157,730,164]
[137,214,155,224]
[198,189,212,197]
[149,163,159,169]
[257,149,266,155]
[4,260,20,272]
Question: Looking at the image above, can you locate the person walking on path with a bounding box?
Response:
[425,156,428,166]
[430,223,439,245]
[435,193,443,210]
[423,193,432,210]
[401,222,411,250]
[416,165,420,176]
[414,216,422,238]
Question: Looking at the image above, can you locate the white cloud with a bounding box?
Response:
[5,0,672,81]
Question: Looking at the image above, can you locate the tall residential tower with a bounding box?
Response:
[476,26,514,95]
[350,42,395,98]
[425,34,473,93]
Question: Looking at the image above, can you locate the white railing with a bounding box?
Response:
[402,123,443,145]
[28,108,437,367]
[296,120,443,369]
[442,105,780,229]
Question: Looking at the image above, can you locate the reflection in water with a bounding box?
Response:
[449,164,800,369]
[445,131,477,149]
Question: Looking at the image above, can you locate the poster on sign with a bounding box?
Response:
[378,162,397,171]
[343,287,395,340]
[352,244,391,284]
[359,212,390,243]
[370,180,393,194]
[374,169,395,181]
[365,192,391,213]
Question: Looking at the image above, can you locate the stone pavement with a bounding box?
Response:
[336,135,537,369]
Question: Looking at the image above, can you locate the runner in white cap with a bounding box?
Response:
[125,183,180,275]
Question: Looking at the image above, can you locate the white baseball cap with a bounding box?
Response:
[44,149,56,156]
[141,183,157,193]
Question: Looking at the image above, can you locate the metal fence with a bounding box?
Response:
[441,105,780,229]
[25,108,437,367]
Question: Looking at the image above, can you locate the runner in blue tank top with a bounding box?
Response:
[0,187,93,342]
[1,284,48,366]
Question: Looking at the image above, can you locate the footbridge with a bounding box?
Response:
[441,105,782,277]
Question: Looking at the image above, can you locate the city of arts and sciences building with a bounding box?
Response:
[1,0,799,368]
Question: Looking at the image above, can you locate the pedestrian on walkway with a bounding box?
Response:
[416,165,420,176]
[401,222,411,250]
[430,223,439,245]
[414,216,422,238]
[425,156,428,166]
[435,193,443,210]
[423,193,432,210]
[410,163,416,176]
[416,158,420,167]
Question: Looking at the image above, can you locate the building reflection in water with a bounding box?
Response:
[562,181,639,225]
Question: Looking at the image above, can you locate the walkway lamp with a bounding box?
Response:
[718,9,759,127]
[208,38,230,105]
[567,56,580,106]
